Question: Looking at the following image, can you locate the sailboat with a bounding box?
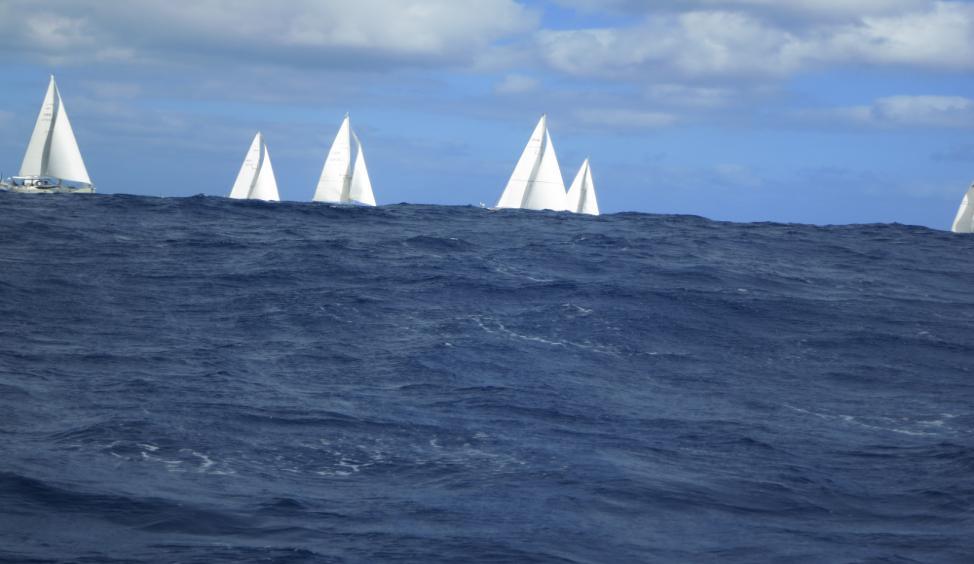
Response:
[495,115,568,212]
[951,183,974,233]
[1,75,94,194]
[567,158,600,216]
[312,115,376,206]
[228,132,280,201]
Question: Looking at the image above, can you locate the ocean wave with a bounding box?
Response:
[1,193,973,562]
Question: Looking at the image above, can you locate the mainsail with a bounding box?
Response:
[229,132,280,201]
[566,159,600,216]
[313,115,376,206]
[19,76,92,186]
[496,115,567,212]
[951,183,974,233]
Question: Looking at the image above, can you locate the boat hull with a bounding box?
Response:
[1,178,95,194]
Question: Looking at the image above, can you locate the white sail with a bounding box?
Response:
[496,115,567,211]
[19,76,91,185]
[952,183,974,233]
[249,141,280,201]
[19,78,56,178]
[313,116,352,203]
[497,116,546,209]
[229,132,262,199]
[522,129,567,211]
[312,115,376,206]
[228,132,280,201]
[567,159,600,216]
[347,132,376,206]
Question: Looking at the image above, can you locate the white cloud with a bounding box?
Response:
[803,2,974,69]
[645,84,734,109]
[538,11,802,78]
[554,0,931,20]
[874,96,974,127]
[538,2,974,79]
[698,0,930,20]
[494,74,541,95]
[573,108,678,129]
[800,95,974,128]
[0,0,536,68]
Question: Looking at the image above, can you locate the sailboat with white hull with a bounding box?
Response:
[228,132,280,201]
[567,158,600,216]
[951,182,974,233]
[495,115,567,212]
[312,115,376,206]
[1,76,94,194]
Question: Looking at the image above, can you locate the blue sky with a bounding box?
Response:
[1,0,972,227]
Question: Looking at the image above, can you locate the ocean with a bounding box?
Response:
[1,193,972,563]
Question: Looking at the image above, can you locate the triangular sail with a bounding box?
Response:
[20,78,56,178]
[313,115,376,206]
[347,132,376,206]
[497,116,546,209]
[229,133,262,199]
[952,183,974,233]
[19,76,91,185]
[567,159,600,216]
[249,141,280,201]
[313,116,352,203]
[521,129,567,211]
[497,115,567,211]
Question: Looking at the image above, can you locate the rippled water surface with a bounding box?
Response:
[1,193,973,563]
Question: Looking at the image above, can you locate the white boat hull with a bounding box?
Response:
[1,177,95,194]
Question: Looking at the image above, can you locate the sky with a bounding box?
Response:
[0,0,972,228]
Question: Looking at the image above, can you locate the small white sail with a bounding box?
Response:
[249,142,280,202]
[951,183,974,233]
[19,76,91,186]
[347,132,376,206]
[228,132,280,201]
[313,116,352,203]
[229,133,262,199]
[567,159,600,216]
[312,115,376,206]
[496,115,567,212]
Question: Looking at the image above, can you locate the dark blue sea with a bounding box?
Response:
[1,193,973,563]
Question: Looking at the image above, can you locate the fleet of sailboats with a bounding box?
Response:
[1,76,94,194]
[6,77,974,231]
[495,115,600,215]
[228,132,280,202]
[312,115,376,206]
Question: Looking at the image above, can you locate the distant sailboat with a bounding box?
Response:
[567,158,600,216]
[951,183,974,233]
[312,115,376,206]
[496,115,567,212]
[1,75,94,194]
[229,132,280,202]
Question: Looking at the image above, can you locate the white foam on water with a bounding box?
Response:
[471,315,616,355]
[784,404,959,437]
